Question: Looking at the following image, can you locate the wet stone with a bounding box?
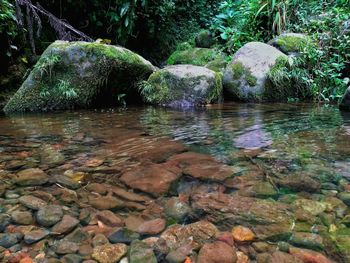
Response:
[19,195,47,210]
[85,183,108,195]
[294,199,327,216]
[11,211,34,225]
[217,232,234,247]
[338,192,350,206]
[56,241,80,255]
[52,215,79,235]
[137,218,166,235]
[277,173,321,193]
[108,228,140,245]
[13,168,48,186]
[5,190,20,199]
[120,163,181,197]
[290,232,324,251]
[232,226,256,242]
[88,196,124,210]
[55,174,81,190]
[36,205,64,227]
[92,233,109,247]
[289,247,333,263]
[160,221,219,250]
[79,243,93,256]
[92,244,128,263]
[0,233,22,248]
[95,210,124,227]
[165,244,192,263]
[24,229,50,244]
[197,241,237,263]
[258,251,303,263]
[0,214,10,231]
[61,254,83,263]
[128,240,157,263]
[64,228,90,243]
[164,197,191,222]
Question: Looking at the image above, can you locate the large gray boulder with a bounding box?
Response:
[139,65,222,107]
[340,86,350,111]
[4,41,156,113]
[223,42,287,101]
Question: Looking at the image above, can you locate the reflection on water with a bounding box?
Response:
[0,103,350,262]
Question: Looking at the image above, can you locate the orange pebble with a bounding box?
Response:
[20,257,34,263]
[184,257,192,263]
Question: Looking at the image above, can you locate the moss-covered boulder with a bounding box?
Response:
[167,47,227,72]
[195,30,216,48]
[4,41,156,113]
[139,65,222,107]
[340,86,350,111]
[223,42,287,101]
[268,33,311,55]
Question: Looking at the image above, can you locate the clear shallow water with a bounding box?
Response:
[0,103,350,262]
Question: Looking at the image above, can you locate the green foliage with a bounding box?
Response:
[211,0,349,103]
[267,56,311,101]
[36,0,219,62]
[57,79,78,100]
[39,79,77,101]
[0,0,17,57]
[287,3,350,102]
[210,0,261,52]
[34,54,61,80]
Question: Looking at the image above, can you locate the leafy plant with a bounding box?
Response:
[116,93,127,107]
[0,0,18,57]
[57,79,78,100]
[34,54,61,80]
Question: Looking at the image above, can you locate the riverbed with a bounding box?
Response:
[0,103,349,262]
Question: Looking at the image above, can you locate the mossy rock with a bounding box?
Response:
[223,42,287,102]
[139,65,223,107]
[166,47,224,69]
[339,86,350,111]
[4,41,156,113]
[195,30,216,48]
[268,33,311,54]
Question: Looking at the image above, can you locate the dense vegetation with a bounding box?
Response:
[0,0,349,103]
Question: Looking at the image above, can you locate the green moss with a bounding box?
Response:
[139,70,172,104]
[231,61,257,86]
[275,35,311,53]
[205,56,228,73]
[246,71,257,86]
[208,72,223,102]
[167,47,222,66]
[231,62,245,80]
[176,42,193,51]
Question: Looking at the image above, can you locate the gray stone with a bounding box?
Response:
[0,233,22,248]
[340,87,350,112]
[19,195,47,210]
[24,229,50,244]
[223,42,287,101]
[13,168,48,186]
[37,205,64,227]
[11,211,34,225]
[140,65,222,108]
[128,240,157,263]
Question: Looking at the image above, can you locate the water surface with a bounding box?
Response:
[0,103,350,262]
